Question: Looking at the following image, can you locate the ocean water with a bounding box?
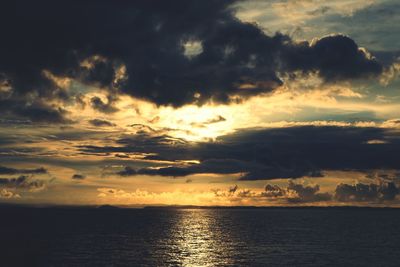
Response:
[1,206,400,267]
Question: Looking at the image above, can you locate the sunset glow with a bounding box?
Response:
[1,0,400,208]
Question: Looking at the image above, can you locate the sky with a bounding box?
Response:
[1,0,400,206]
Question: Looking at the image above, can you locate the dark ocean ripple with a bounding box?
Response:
[1,206,400,266]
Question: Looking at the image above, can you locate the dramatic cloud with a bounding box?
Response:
[335,182,400,202]
[263,184,286,198]
[0,99,72,124]
[263,181,332,203]
[117,159,269,178]
[96,180,400,206]
[261,180,400,204]
[90,96,119,114]
[282,35,382,81]
[72,174,86,180]
[87,125,400,180]
[1,1,399,207]
[0,0,384,124]
[88,119,116,127]
[0,167,48,194]
[0,166,47,175]
[0,175,46,191]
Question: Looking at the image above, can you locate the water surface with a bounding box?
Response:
[1,207,399,266]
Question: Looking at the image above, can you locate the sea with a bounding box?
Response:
[1,206,399,266]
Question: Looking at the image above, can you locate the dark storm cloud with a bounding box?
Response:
[117,159,265,177]
[118,158,322,178]
[282,35,382,81]
[262,180,400,203]
[0,166,47,175]
[80,125,400,180]
[263,184,286,197]
[118,166,191,177]
[0,175,46,191]
[90,96,119,114]
[263,181,332,203]
[335,182,400,202]
[88,119,116,127]
[15,103,73,124]
[72,174,86,180]
[0,99,72,124]
[285,181,332,203]
[116,166,140,176]
[0,0,383,122]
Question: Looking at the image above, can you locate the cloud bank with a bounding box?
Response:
[80,126,400,180]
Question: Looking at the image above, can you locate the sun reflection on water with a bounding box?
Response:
[167,209,234,267]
